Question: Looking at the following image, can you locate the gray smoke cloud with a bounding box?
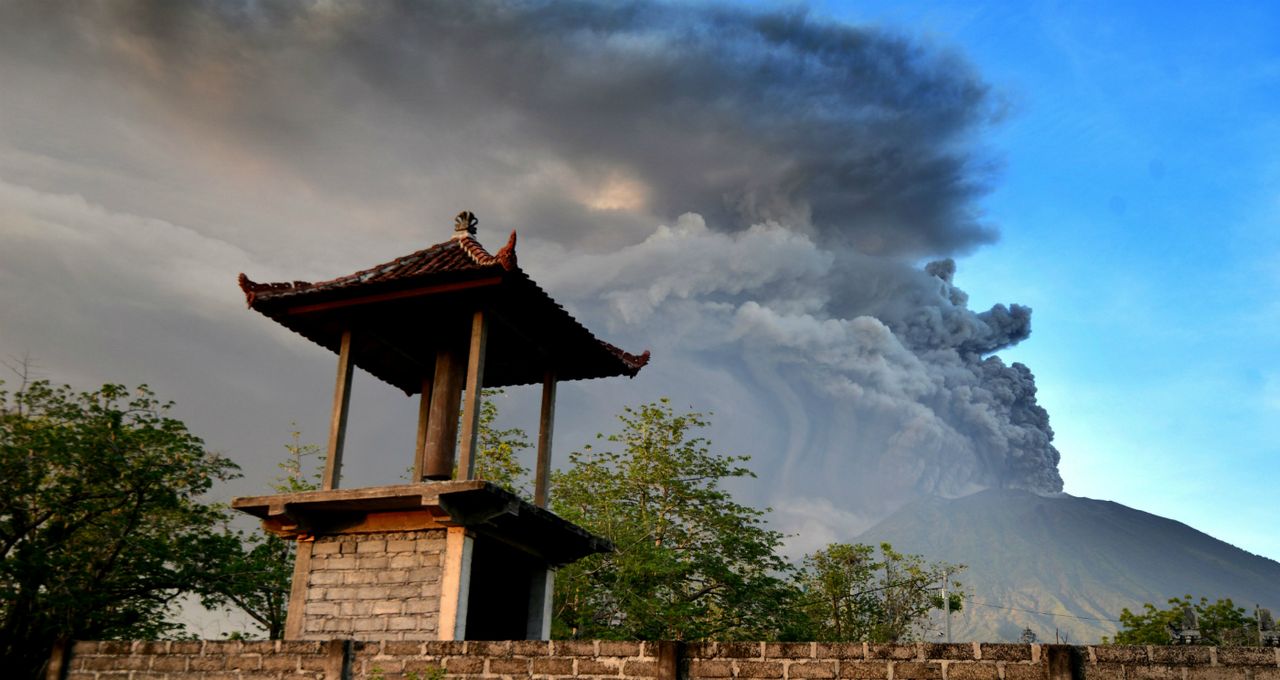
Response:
[0,0,1059,546]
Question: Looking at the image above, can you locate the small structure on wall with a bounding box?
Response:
[232,211,649,641]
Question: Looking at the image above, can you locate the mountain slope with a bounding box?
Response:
[854,489,1280,643]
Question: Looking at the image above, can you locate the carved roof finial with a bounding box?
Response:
[454,210,479,237]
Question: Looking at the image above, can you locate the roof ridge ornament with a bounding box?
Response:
[453,210,479,238]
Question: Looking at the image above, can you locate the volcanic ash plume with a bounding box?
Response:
[0,1,1061,532]
[542,215,1063,529]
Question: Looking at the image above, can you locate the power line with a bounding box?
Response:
[966,599,1121,623]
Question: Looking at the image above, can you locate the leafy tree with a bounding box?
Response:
[550,399,796,640]
[471,389,531,496]
[794,542,963,642]
[0,381,239,678]
[1111,596,1257,646]
[199,428,322,640]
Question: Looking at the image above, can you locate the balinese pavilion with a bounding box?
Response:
[231,211,649,641]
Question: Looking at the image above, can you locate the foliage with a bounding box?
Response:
[1110,596,1257,646]
[0,380,239,678]
[793,542,963,642]
[471,389,531,497]
[550,399,796,641]
[200,428,323,640]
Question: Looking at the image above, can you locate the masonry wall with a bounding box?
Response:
[52,641,1280,680]
[302,530,447,641]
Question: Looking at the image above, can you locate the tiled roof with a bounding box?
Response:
[238,230,519,306]
[237,220,649,391]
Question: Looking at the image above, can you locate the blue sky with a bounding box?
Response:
[823,1,1280,557]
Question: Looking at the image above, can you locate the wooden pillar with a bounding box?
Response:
[412,373,434,482]
[456,310,488,481]
[534,370,557,507]
[438,526,474,640]
[322,330,354,491]
[423,349,465,480]
[283,539,314,639]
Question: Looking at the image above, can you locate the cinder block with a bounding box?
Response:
[893,662,944,680]
[1217,649,1278,667]
[554,640,598,657]
[690,660,735,678]
[408,567,443,583]
[1149,647,1211,665]
[324,556,358,570]
[1000,663,1046,680]
[358,557,390,570]
[531,657,576,674]
[1080,664,1125,680]
[356,539,387,553]
[446,657,486,674]
[390,554,419,569]
[404,599,439,614]
[189,655,227,671]
[280,642,326,654]
[511,640,553,657]
[387,540,418,553]
[371,600,404,615]
[815,644,865,660]
[1091,647,1147,665]
[736,661,785,678]
[947,663,1000,680]
[260,654,302,672]
[623,660,660,677]
[789,661,838,678]
[981,647,1032,663]
[468,640,513,656]
[491,658,534,674]
[150,655,189,671]
[766,643,814,659]
[304,601,339,617]
[353,617,387,631]
[925,645,976,661]
[867,646,917,661]
[717,643,766,659]
[422,641,465,656]
[344,570,380,585]
[382,641,424,656]
[388,616,419,631]
[599,641,642,658]
[356,586,393,600]
[839,662,889,679]
[311,541,341,555]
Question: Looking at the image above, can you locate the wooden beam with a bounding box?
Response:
[322,329,354,490]
[283,539,314,639]
[284,276,503,315]
[534,370,557,507]
[424,349,464,480]
[456,309,489,481]
[413,373,434,482]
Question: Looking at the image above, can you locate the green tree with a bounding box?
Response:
[0,381,239,678]
[794,542,963,642]
[472,389,531,496]
[1111,596,1257,646]
[199,428,322,640]
[550,399,796,640]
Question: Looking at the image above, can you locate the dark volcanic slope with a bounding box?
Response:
[855,489,1280,643]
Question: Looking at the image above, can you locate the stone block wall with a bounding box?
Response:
[303,530,447,640]
[62,640,346,680]
[48,641,1280,680]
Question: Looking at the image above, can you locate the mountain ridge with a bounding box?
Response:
[853,488,1280,643]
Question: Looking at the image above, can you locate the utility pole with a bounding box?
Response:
[943,570,952,644]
